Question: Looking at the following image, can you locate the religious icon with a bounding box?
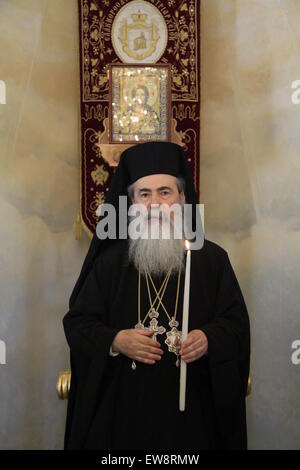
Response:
[109,64,171,143]
[165,317,182,367]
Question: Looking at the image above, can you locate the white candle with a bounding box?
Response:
[180,240,191,411]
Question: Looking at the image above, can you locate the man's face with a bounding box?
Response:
[128,173,186,275]
[134,87,147,106]
[133,173,185,209]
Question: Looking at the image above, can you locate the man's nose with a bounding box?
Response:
[149,193,161,205]
[149,202,160,212]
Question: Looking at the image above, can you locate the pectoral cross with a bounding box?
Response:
[147,316,166,341]
[131,309,165,371]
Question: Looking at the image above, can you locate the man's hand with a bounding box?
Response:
[112,329,164,365]
[180,329,208,364]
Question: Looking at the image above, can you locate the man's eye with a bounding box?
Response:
[161,191,170,197]
[140,193,149,198]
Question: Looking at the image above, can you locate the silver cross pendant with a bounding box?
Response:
[147,317,166,341]
[149,308,159,320]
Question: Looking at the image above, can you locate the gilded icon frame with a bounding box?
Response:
[109,64,171,144]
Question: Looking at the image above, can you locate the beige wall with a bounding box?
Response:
[0,0,299,449]
[201,0,300,449]
[0,0,90,449]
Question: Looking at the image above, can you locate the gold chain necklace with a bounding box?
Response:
[136,269,171,327]
[131,269,171,371]
[147,270,182,367]
[131,268,182,370]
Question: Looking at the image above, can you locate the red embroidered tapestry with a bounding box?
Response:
[77,0,200,238]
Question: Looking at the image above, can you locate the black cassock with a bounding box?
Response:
[63,239,250,450]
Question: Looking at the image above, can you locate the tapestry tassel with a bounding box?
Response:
[74,210,82,240]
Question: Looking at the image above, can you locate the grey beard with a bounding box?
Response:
[128,219,185,276]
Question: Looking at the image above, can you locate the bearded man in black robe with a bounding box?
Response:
[63,142,250,450]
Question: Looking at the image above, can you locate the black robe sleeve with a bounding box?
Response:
[200,250,251,449]
[62,254,121,449]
